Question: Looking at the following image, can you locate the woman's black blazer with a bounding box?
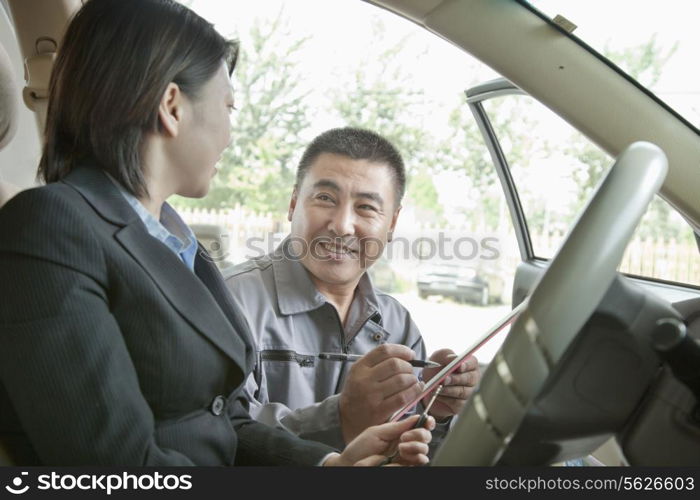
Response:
[0,165,332,465]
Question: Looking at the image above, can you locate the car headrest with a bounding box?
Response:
[0,41,18,150]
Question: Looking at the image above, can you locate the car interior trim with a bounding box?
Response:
[513,0,700,137]
[494,351,527,407]
[472,393,509,444]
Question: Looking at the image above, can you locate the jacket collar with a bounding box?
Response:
[61,164,250,369]
[62,164,140,227]
[272,246,326,316]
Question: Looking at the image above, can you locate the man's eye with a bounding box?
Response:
[317,194,333,202]
[359,204,377,212]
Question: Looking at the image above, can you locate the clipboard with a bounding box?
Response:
[388,299,527,422]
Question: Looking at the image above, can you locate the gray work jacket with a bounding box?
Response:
[223,247,429,449]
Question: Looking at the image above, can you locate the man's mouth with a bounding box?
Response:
[318,241,358,259]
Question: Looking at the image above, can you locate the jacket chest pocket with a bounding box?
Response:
[261,349,316,367]
[259,349,317,404]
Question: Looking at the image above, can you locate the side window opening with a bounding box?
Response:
[480,94,700,287]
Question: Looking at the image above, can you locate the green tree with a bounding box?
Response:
[331,21,431,170]
[328,20,446,220]
[171,12,311,213]
[407,168,444,222]
[609,34,678,89]
[442,94,540,231]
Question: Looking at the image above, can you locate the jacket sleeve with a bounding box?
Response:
[229,388,336,466]
[226,271,348,450]
[0,189,195,465]
[244,361,347,450]
[228,322,337,464]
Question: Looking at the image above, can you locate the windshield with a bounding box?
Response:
[528,0,700,132]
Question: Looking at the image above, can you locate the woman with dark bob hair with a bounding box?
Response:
[0,0,433,465]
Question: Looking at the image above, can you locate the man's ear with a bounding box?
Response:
[287,187,299,222]
[388,205,402,242]
[158,82,184,137]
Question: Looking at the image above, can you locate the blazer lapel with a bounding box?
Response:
[115,225,247,367]
[63,165,246,367]
[195,250,256,372]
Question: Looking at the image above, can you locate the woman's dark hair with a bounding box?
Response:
[38,0,238,197]
[296,127,406,206]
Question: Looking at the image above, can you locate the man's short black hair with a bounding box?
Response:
[296,127,406,206]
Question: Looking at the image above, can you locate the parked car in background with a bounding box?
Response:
[417,261,505,305]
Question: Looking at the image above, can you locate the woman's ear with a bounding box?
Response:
[158,82,183,137]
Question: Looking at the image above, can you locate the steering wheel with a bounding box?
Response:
[433,141,668,465]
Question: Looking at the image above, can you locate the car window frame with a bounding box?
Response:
[465,77,700,295]
[465,78,532,262]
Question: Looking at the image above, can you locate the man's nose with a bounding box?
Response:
[328,204,355,236]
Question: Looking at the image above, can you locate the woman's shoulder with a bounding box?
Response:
[5,177,91,208]
[1,182,85,216]
[0,182,99,255]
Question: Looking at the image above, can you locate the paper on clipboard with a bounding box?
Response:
[388,299,528,422]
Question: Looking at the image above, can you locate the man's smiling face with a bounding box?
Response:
[288,153,401,289]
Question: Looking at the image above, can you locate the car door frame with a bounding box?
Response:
[465,77,700,305]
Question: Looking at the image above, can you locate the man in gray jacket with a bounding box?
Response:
[224,128,479,449]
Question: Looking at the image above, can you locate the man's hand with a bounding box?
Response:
[324,414,435,466]
[421,349,480,419]
[338,344,423,444]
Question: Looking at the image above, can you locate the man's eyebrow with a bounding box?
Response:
[312,179,384,207]
[354,191,384,207]
[312,179,341,191]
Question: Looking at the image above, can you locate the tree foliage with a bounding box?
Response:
[328,21,446,221]
[170,10,688,243]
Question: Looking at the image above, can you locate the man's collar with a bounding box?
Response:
[271,245,326,315]
[271,238,382,322]
[355,269,382,321]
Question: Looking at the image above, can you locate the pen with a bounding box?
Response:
[414,384,443,429]
[317,352,441,368]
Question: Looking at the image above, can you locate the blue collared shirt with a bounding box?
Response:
[113,181,198,271]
